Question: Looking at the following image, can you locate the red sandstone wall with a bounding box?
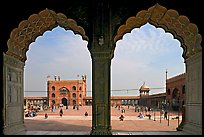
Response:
[47,79,86,107]
[166,73,186,110]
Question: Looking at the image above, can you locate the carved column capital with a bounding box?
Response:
[90,51,114,61]
[3,53,25,69]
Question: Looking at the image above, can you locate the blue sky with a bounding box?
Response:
[24,23,185,97]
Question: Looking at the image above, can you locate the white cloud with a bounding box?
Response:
[24,27,92,95]
[111,23,185,96]
[24,24,185,97]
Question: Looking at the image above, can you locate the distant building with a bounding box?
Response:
[84,95,140,106]
[138,82,166,109]
[110,96,140,106]
[136,73,186,111]
[47,75,87,107]
[139,82,150,106]
[166,73,186,111]
[24,96,48,110]
[24,73,186,111]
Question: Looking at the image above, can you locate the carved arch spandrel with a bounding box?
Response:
[6,8,89,62]
[114,3,202,59]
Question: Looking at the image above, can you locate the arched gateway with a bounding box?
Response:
[113,4,202,135]
[61,98,68,106]
[2,3,202,135]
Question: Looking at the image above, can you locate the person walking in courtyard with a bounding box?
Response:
[45,112,48,119]
[164,111,168,120]
[119,114,124,121]
[59,108,63,117]
[160,109,164,118]
[121,108,125,114]
[51,105,55,112]
[84,111,88,116]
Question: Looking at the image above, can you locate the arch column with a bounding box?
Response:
[90,52,112,135]
[89,0,115,135]
[89,0,113,135]
[183,52,202,135]
[3,53,25,135]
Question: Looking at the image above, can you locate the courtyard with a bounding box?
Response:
[17,105,190,135]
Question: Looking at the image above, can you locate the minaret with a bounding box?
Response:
[139,82,150,106]
[139,82,150,97]
[82,74,87,81]
[47,75,51,81]
[165,69,168,104]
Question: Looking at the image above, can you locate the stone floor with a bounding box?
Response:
[17,130,190,135]
[15,106,191,135]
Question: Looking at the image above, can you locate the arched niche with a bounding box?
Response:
[113,3,202,135]
[113,3,202,60]
[6,8,89,62]
[3,8,89,135]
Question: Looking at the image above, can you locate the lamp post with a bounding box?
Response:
[167,102,169,126]
[177,92,180,127]
[160,102,162,123]
[165,69,169,125]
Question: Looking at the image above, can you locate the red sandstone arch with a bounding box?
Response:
[6,8,89,62]
[172,88,179,110]
[114,3,202,59]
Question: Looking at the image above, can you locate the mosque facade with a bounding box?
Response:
[24,73,185,112]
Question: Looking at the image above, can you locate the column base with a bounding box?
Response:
[183,123,202,135]
[176,121,184,131]
[90,127,112,135]
[3,123,26,135]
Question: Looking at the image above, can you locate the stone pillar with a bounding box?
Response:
[183,52,202,135]
[3,53,25,135]
[89,0,114,134]
[177,105,185,131]
[90,52,112,135]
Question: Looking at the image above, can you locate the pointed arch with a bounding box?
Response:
[113,3,202,59]
[6,8,89,62]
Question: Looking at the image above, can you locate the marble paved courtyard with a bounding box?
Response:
[17,106,191,135]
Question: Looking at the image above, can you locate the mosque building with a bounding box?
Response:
[47,75,87,107]
[24,73,185,112]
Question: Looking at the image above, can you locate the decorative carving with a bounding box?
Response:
[8,86,12,103]
[91,51,114,60]
[7,81,23,104]
[90,127,112,135]
[114,3,202,59]
[7,8,89,62]
[4,53,25,69]
[4,54,24,105]
[98,36,104,46]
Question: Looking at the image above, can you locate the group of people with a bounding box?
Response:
[25,109,37,117]
[43,105,169,121]
[160,109,168,120]
[44,108,64,119]
[117,105,169,121]
[44,107,89,119]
